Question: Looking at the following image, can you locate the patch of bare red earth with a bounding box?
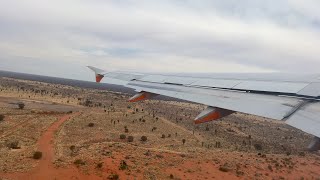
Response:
[1,112,141,180]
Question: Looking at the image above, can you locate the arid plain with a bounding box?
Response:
[0,77,319,180]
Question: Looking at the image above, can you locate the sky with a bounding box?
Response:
[0,0,320,81]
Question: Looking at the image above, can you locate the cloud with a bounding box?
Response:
[0,0,319,80]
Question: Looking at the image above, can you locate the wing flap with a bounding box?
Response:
[286,102,320,137]
[127,81,302,120]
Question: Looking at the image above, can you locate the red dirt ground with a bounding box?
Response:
[0,113,99,180]
[0,113,143,180]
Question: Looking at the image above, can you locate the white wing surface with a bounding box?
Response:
[87,66,320,150]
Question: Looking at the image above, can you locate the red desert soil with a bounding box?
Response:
[0,113,143,180]
[0,113,102,180]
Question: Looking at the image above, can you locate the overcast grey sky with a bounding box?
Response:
[0,0,320,81]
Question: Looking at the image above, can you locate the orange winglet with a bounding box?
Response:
[128,92,157,102]
[194,107,233,124]
[194,111,221,124]
[95,74,104,83]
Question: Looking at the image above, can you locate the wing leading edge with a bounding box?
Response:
[87,66,320,151]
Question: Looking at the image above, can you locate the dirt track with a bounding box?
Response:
[0,113,102,180]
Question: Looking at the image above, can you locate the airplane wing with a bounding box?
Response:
[87,66,320,151]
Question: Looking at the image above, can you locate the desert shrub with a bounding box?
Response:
[124,128,129,133]
[16,103,25,109]
[219,165,230,172]
[182,139,186,145]
[119,160,128,170]
[161,134,166,138]
[6,140,20,149]
[67,111,73,114]
[141,136,148,142]
[169,174,174,179]
[96,162,103,169]
[254,144,263,151]
[167,134,171,138]
[83,99,92,106]
[128,136,134,142]
[88,123,95,127]
[236,170,244,176]
[69,145,75,151]
[108,174,119,180]
[0,115,4,121]
[33,151,42,159]
[156,154,164,158]
[120,134,126,139]
[215,141,221,148]
[74,159,86,166]
[144,150,151,156]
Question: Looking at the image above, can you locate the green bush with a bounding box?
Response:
[141,136,147,142]
[69,145,76,151]
[7,140,20,149]
[119,160,128,170]
[128,136,134,142]
[182,139,186,145]
[120,134,126,139]
[74,159,86,166]
[219,166,230,172]
[88,123,94,127]
[18,103,25,109]
[108,174,119,180]
[254,144,263,151]
[96,162,103,169]
[33,151,42,159]
[0,115,4,121]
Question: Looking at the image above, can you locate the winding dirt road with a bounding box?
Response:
[0,112,103,180]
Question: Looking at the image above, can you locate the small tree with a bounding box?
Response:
[120,134,126,139]
[7,140,20,149]
[74,159,86,166]
[108,173,119,180]
[0,115,4,121]
[119,160,128,170]
[182,139,186,145]
[69,145,76,152]
[128,136,134,142]
[88,123,95,127]
[141,136,147,142]
[18,103,25,109]
[96,162,103,169]
[33,151,42,159]
[254,144,263,151]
